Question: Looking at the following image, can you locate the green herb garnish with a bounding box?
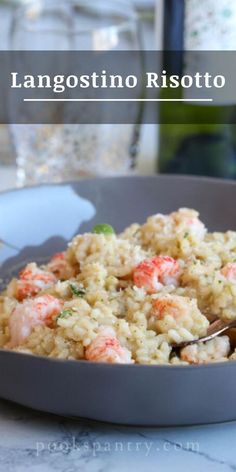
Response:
[70,283,86,297]
[92,224,115,235]
[56,309,74,321]
[184,232,189,239]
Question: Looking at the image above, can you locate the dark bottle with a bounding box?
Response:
[158,0,236,179]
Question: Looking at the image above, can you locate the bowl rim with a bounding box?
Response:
[1,173,236,198]
[0,347,235,371]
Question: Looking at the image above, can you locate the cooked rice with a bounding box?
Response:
[1,207,236,365]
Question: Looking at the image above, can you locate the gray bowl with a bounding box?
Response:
[1,175,236,426]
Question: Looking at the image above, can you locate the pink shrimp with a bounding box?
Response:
[152,296,189,320]
[47,252,76,280]
[150,294,209,340]
[221,263,236,282]
[16,263,57,301]
[8,294,63,348]
[133,255,181,293]
[85,327,133,364]
[180,336,230,364]
[171,208,206,239]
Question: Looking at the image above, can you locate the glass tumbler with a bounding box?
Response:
[9,0,143,186]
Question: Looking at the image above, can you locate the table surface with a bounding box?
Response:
[0,397,236,472]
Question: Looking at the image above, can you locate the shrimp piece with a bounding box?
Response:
[153,296,190,320]
[85,326,133,364]
[221,263,236,282]
[15,263,57,301]
[171,208,206,240]
[8,294,63,348]
[180,336,230,364]
[47,252,76,280]
[150,294,209,341]
[133,256,181,293]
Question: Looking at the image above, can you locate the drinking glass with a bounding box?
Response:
[10,0,142,186]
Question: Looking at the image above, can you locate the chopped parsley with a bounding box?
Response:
[184,232,189,239]
[92,223,115,235]
[56,309,74,321]
[70,283,86,297]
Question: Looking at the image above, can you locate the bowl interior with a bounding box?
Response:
[1,175,236,286]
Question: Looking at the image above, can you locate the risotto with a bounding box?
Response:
[1,207,236,365]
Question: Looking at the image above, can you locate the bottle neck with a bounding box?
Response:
[162,0,184,74]
[163,0,184,51]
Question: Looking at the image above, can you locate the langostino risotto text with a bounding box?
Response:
[1,208,236,365]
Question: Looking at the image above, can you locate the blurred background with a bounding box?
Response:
[1,0,236,190]
[0,0,157,189]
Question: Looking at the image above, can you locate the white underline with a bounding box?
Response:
[23,98,213,102]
